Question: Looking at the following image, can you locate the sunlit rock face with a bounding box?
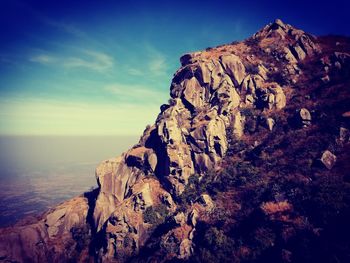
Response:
[87,19,324,261]
[2,18,343,263]
[0,196,89,263]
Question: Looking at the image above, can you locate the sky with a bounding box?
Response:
[0,0,349,136]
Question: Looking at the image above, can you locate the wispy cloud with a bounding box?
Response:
[127,67,144,76]
[104,83,167,103]
[143,43,168,76]
[30,54,57,64]
[44,19,88,39]
[125,44,169,78]
[148,55,167,76]
[29,50,114,73]
[63,50,114,72]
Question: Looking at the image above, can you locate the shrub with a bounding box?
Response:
[143,204,169,225]
[70,225,90,252]
[245,64,260,75]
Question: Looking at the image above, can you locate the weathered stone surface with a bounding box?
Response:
[188,209,199,227]
[210,60,225,90]
[0,196,89,262]
[182,77,206,108]
[180,52,201,66]
[320,150,337,170]
[174,212,186,226]
[94,156,142,231]
[321,75,330,83]
[290,44,306,60]
[133,183,153,212]
[256,83,286,110]
[339,127,350,143]
[179,239,193,259]
[196,61,212,84]
[266,117,275,131]
[220,54,246,86]
[270,84,287,109]
[45,208,66,227]
[284,47,298,64]
[297,108,312,127]
[232,111,245,138]
[126,146,158,172]
[199,194,215,211]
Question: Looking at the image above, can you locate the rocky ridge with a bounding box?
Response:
[1,19,350,263]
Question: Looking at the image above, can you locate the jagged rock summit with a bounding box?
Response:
[1,19,350,263]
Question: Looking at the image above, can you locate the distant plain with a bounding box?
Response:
[0,135,138,227]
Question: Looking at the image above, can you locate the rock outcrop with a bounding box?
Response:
[2,18,348,263]
[0,197,89,263]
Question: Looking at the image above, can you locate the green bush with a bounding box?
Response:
[143,204,169,225]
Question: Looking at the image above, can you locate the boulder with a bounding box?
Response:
[133,183,153,212]
[213,78,240,113]
[339,127,350,143]
[284,47,298,64]
[290,44,306,60]
[178,239,193,259]
[256,83,286,110]
[269,84,286,109]
[320,150,337,170]
[297,108,312,127]
[199,194,215,211]
[94,157,141,231]
[265,117,275,131]
[126,146,157,172]
[182,77,206,108]
[241,74,264,95]
[220,54,246,86]
[321,75,330,83]
[174,212,186,226]
[210,60,225,90]
[232,111,245,138]
[180,52,201,66]
[194,152,212,173]
[196,62,211,84]
[188,209,199,227]
[45,208,66,227]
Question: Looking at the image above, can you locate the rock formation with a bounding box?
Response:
[1,19,350,263]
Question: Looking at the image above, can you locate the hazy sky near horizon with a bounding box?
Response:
[0,0,349,135]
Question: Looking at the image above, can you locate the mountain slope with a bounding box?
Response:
[1,19,350,263]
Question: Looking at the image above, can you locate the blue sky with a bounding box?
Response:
[0,0,349,135]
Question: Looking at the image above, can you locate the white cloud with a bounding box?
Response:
[104,83,167,103]
[63,50,114,72]
[30,54,57,64]
[127,68,144,76]
[29,50,114,73]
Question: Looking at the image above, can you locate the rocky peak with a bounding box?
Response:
[1,19,350,263]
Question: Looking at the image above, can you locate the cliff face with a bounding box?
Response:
[1,19,350,263]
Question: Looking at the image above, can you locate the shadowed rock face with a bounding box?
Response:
[1,18,349,263]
